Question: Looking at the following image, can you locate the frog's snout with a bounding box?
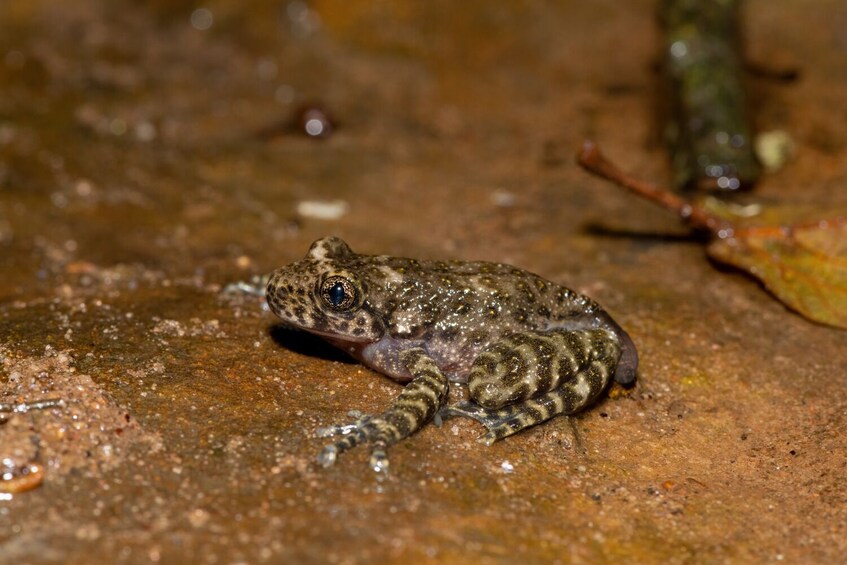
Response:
[266,272,292,318]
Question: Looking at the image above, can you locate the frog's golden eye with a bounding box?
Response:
[319,275,359,311]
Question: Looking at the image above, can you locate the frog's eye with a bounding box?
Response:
[319,275,359,311]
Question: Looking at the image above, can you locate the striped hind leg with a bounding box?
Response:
[316,348,448,474]
[442,328,620,444]
[444,359,613,445]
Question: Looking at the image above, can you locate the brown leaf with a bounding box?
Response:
[576,142,847,330]
[707,219,847,329]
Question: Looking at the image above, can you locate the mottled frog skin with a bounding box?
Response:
[267,237,638,473]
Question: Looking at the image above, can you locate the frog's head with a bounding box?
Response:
[266,237,386,344]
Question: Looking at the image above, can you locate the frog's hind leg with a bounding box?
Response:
[444,329,620,445]
[444,367,601,446]
[440,396,554,446]
[315,412,376,467]
[316,348,449,474]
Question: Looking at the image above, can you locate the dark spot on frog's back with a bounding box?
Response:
[454,301,471,315]
[515,280,537,304]
[468,330,489,346]
[437,327,460,342]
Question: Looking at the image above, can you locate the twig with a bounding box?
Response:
[576,141,735,238]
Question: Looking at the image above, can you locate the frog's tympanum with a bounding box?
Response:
[267,237,638,473]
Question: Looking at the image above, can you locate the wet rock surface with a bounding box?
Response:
[1,1,846,562]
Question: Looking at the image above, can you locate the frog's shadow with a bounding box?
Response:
[268,324,356,365]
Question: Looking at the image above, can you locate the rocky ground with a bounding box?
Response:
[1,1,846,562]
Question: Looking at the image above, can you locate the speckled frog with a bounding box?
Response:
[267,237,638,473]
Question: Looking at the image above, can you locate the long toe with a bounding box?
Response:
[317,444,338,467]
[440,400,489,421]
[368,446,390,475]
[443,400,518,433]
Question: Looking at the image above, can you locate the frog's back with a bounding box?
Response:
[358,255,637,385]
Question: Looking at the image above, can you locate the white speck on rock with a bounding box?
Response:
[296,200,348,220]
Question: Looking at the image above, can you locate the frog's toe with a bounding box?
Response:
[317,430,393,475]
[368,445,390,476]
[440,400,490,422]
[315,413,373,438]
[474,414,531,445]
[317,444,339,467]
[316,424,370,466]
[477,431,499,447]
[476,423,519,446]
[316,422,358,438]
[442,400,512,428]
[443,400,536,445]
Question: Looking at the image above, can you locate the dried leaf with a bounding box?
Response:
[707,219,847,329]
[577,142,847,329]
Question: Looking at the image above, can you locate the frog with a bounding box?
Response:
[266,236,638,473]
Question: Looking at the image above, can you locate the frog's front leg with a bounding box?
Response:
[443,328,621,445]
[316,348,449,474]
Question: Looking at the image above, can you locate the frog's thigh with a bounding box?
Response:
[467,328,620,409]
[446,329,620,445]
[448,359,614,445]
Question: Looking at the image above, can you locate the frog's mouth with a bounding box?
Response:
[274,319,375,348]
[285,324,373,345]
[312,329,373,344]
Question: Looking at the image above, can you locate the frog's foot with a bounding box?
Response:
[443,388,580,446]
[441,400,532,446]
[315,415,395,474]
[315,411,379,468]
